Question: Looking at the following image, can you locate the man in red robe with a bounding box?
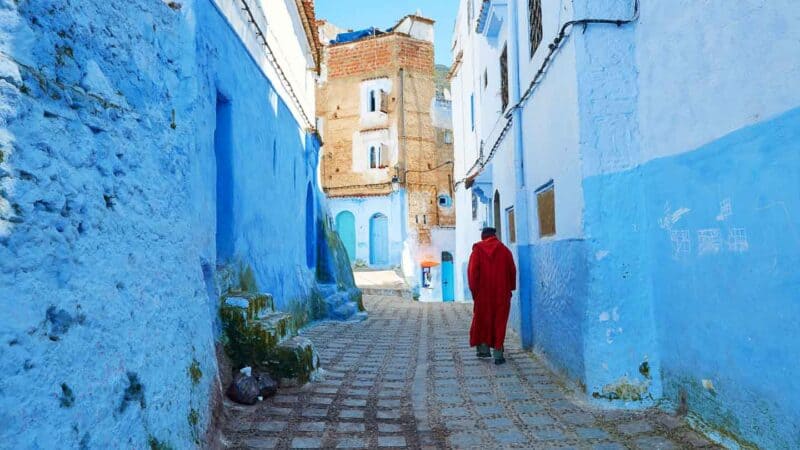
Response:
[468,227,517,365]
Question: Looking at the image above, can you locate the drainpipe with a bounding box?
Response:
[508,0,534,349]
[398,68,407,183]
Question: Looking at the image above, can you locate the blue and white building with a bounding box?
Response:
[450,0,800,447]
[318,16,457,301]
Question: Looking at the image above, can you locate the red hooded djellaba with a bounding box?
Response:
[467,233,517,350]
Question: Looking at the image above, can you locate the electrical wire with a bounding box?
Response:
[239,0,315,130]
[404,161,454,175]
[453,0,640,190]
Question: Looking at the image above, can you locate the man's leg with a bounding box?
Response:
[476,343,491,358]
[492,347,505,365]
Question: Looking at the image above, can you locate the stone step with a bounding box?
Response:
[222,292,275,318]
[220,291,320,387]
[360,287,413,299]
[254,312,296,344]
[220,293,292,371]
[320,286,367,321]
[261,336,321,387]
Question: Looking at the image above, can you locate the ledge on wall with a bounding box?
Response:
[477,0,508,45]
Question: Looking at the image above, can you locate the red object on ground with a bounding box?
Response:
[467,236,517,350]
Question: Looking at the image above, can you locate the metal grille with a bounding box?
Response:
[529,0,543,58]
[500,45,509,111]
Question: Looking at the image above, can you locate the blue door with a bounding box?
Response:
[335,211,356,263]
[442,252,455,302]
[369,213,389,266]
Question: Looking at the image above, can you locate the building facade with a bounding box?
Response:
[0,0,362,448]
[450,0,800,448]
[318,16,456,301]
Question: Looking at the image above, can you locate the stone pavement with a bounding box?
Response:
[221,293,720,449]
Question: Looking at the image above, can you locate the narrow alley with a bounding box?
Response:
[222,283,719,449]
[2,0,798,448]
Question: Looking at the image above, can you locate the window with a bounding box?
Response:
[528,0,543,58]
[536,181,556,237]
[379,90,389,113]
[368,90,377,112]
[369,145,379,168]
[443,130,453,144]
[483,69,488,89]
[368,144,389,169]
[506,207,516,243]
[471,191,478,220]
[470,94,475,131]
[438,194,453,208]
[500,45,509,111]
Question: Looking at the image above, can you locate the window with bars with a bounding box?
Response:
[529,0,543,58]
[500,45,509,111]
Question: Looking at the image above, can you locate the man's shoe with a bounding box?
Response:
[477,351,491,358]
[494,357,506,365]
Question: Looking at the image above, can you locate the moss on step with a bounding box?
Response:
[220,304,284,370]
[262,337,319,385]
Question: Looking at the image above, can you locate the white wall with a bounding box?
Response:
[451,0,496,302]
[393,16,435,43]
[636,0,800,164]
[213,0,317,128]
[513,0,584,240]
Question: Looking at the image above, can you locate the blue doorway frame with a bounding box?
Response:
[369,213,389,266]
[442,252,455,302]
[335,211,356,263]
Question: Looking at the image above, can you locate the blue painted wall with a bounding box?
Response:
[0,1,353,448]
[579,107,800,447]
[523,240,588,384]
[504,0,800,446]
[641,108,800,448]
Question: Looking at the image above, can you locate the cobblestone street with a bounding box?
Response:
[222,293,719,449]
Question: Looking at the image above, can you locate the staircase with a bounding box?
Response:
[317,283,368,321]
[220,291,319,386]
[354,269,414,300]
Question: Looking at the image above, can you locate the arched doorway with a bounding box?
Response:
[493,190,502,241]
[305,184,315,268]
[369,213,389,266]
[441,251,455,302]
[335,211,356,263]
[215,94,234,261]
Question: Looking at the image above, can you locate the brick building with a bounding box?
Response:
[317,15,456,301]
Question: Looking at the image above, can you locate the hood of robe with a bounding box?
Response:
[473,236,504,257]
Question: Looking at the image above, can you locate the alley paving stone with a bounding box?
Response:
[222,293,721,449]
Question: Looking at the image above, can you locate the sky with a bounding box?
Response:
[315,0,459,66]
